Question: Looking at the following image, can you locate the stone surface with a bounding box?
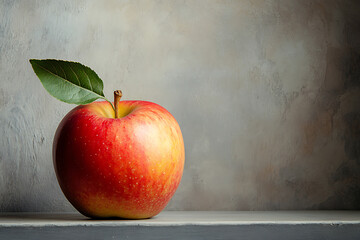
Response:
[0,212,360,239]
[1,211,360,226]
[1,0,360,212]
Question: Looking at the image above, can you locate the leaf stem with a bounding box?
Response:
[104,97,115,113]
[114,90,122,119]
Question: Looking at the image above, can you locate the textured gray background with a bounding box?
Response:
[0,0,360,212]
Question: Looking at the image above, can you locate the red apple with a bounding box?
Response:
[53,99,185,219]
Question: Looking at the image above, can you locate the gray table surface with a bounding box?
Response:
[1,211,360,239]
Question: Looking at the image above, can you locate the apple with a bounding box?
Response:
[53,92,185,219]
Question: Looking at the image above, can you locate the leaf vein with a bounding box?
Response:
[82,68,93,91]
[58,64,67,80]
[49,62,58,75]
[68,65,81,86]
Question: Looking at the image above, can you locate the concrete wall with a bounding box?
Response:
[0,0,360,212]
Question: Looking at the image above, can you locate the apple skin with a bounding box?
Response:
[53,100,185,219]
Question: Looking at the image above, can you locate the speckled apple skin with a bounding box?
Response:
[53,101,185,219]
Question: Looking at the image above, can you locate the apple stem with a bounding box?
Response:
[114,90,122,119]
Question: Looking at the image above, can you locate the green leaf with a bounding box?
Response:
[29,59,111,106]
